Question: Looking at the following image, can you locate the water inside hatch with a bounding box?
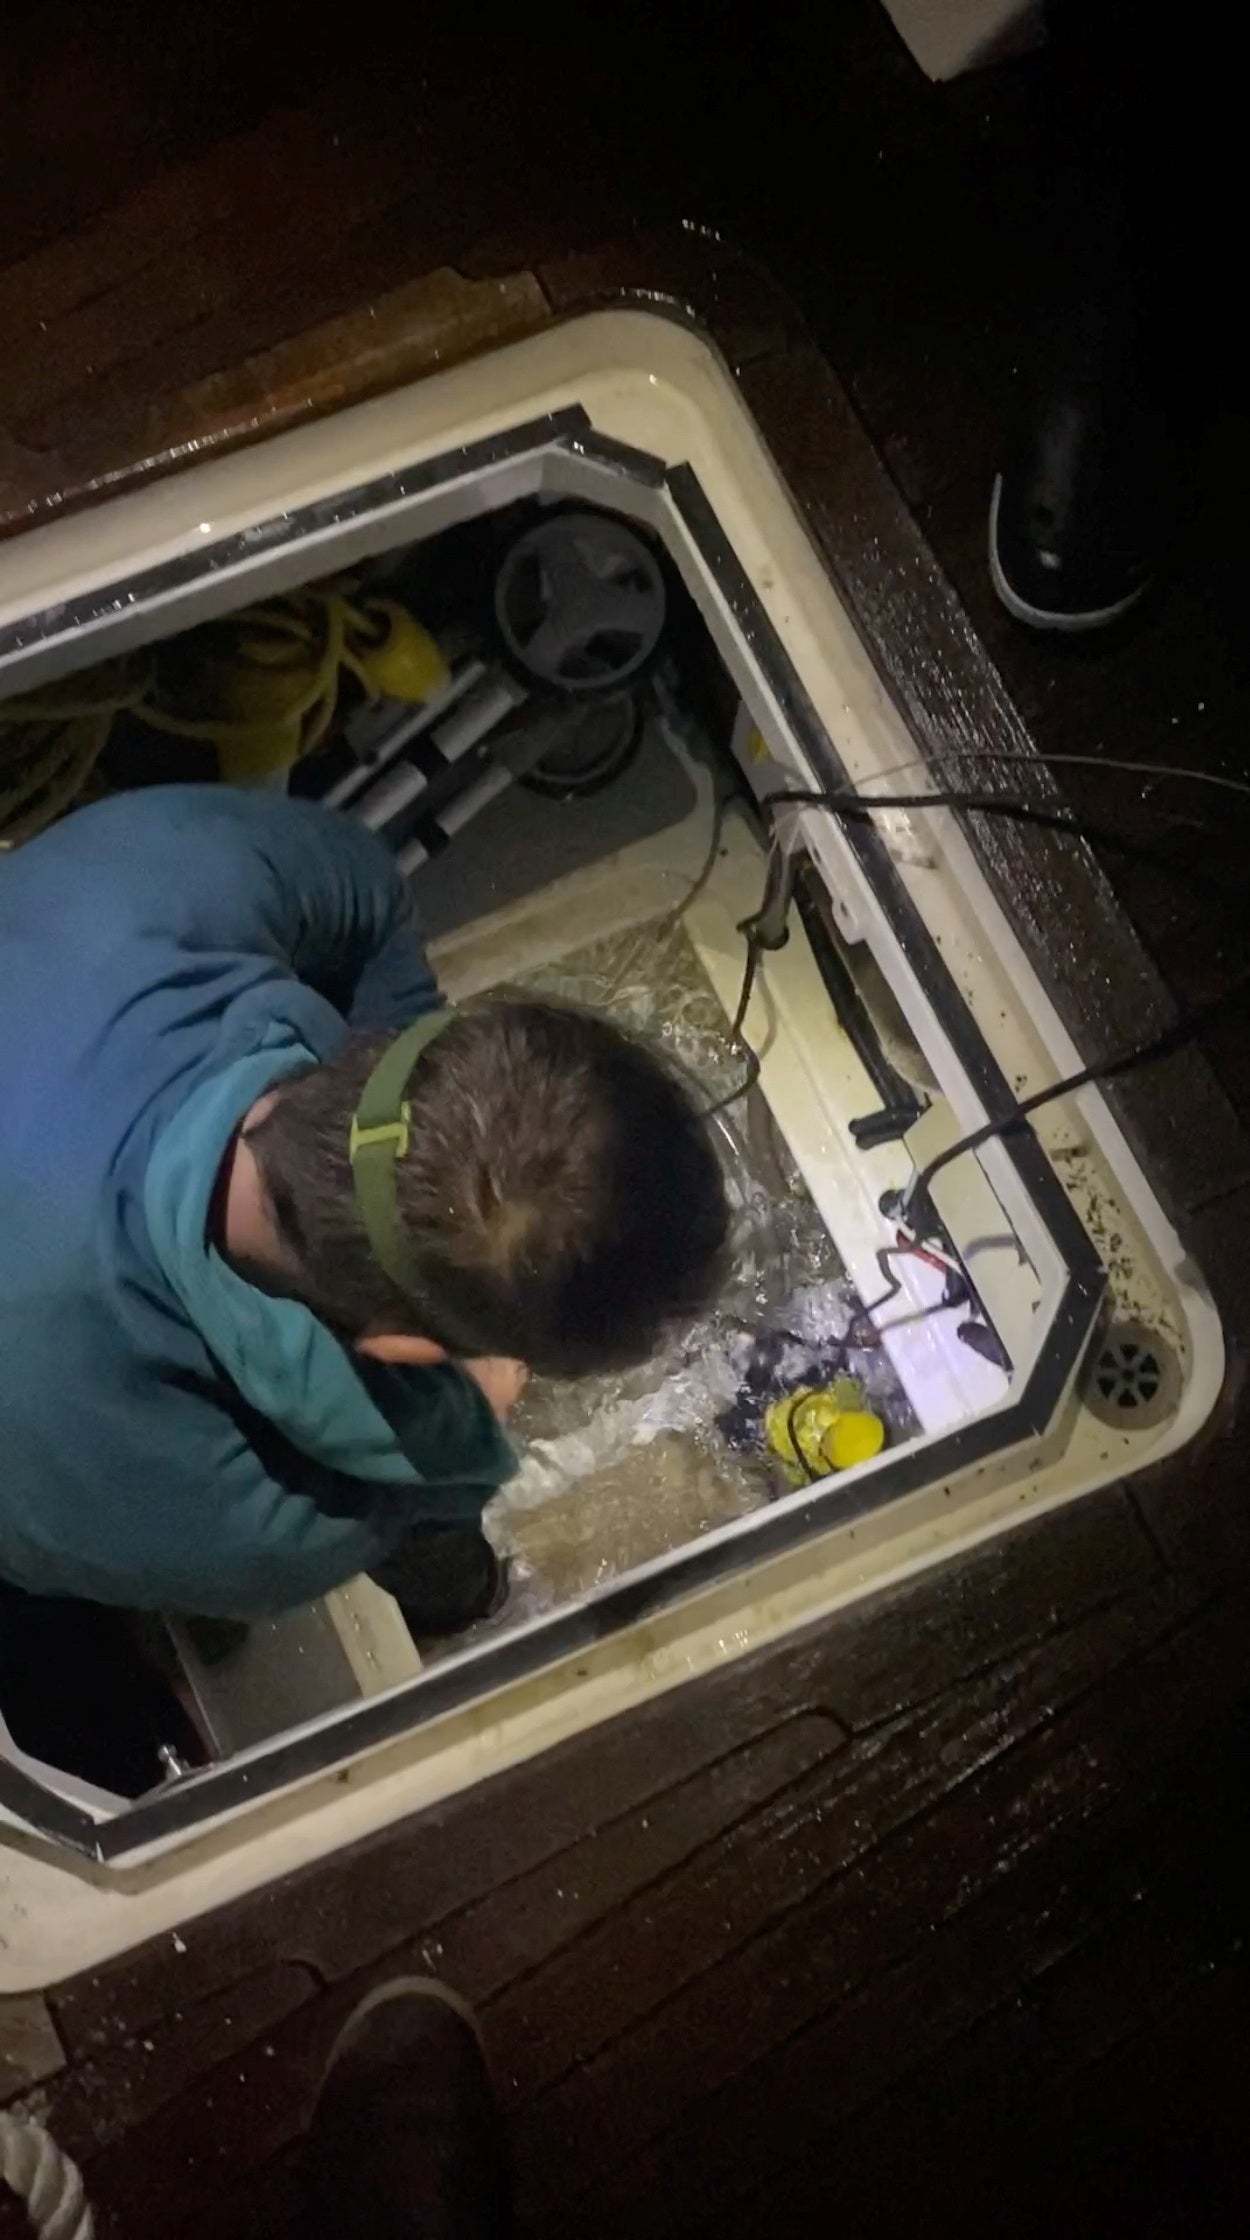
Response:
[448,912,917,1636]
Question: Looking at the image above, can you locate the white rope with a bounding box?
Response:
[0,2111,94,2240]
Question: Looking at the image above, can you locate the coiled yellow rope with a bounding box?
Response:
[0,657,149,847]
[0,589,446,845]
[134,591,353,784]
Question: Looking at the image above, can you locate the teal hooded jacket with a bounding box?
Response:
[0,786,513,1617]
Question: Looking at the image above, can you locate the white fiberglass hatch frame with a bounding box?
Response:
[0,310,1220,1985]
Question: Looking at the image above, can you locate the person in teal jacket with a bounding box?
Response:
[0,786,728,1629]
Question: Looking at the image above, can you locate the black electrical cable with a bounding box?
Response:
[683,779,1246,935]
[910,964,1250,1206]
[657,790,754,934]
[840,1245,963,1355]
[700,779,1248,1185]
[783,1387,824,1485]
[869,746,1250,802]
[703,933,764,1117]
[758,785,1245,912]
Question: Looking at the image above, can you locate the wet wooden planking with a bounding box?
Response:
[744,1951,1250,2240]
[2,10,1250,2235]
[21,1565,1214,2237]
[507,1586,1242,2224]
[490,1570,1190,2123]
[45,1489,1153,2063]
[559,1740,1225,2239]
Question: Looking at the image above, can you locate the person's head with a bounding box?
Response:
[246,999,730,1377]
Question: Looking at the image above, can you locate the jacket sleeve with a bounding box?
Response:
[168,1369,515,1620]
[58,785,439,1029]
[166,1441,396,1619]
[351,1357,517,1491]
[5,1368,514,1620]
[2,1392,396,1622]
[167,1429,509,1621]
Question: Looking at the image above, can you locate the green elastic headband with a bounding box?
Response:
[349,1008,456,1299]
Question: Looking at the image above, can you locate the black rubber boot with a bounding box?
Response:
[989,7,1172,633]
[989,302,1161,633]
[371,1527,508,1638]
[303,1978,512,2239]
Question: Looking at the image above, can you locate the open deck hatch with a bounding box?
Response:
[0,316,1220,1969]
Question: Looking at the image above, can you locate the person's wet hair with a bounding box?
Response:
[249,998,731,1377]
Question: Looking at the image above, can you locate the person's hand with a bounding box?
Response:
[464,1357,529,1420]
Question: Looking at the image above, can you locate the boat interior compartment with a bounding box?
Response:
[0,318,1221,1883]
